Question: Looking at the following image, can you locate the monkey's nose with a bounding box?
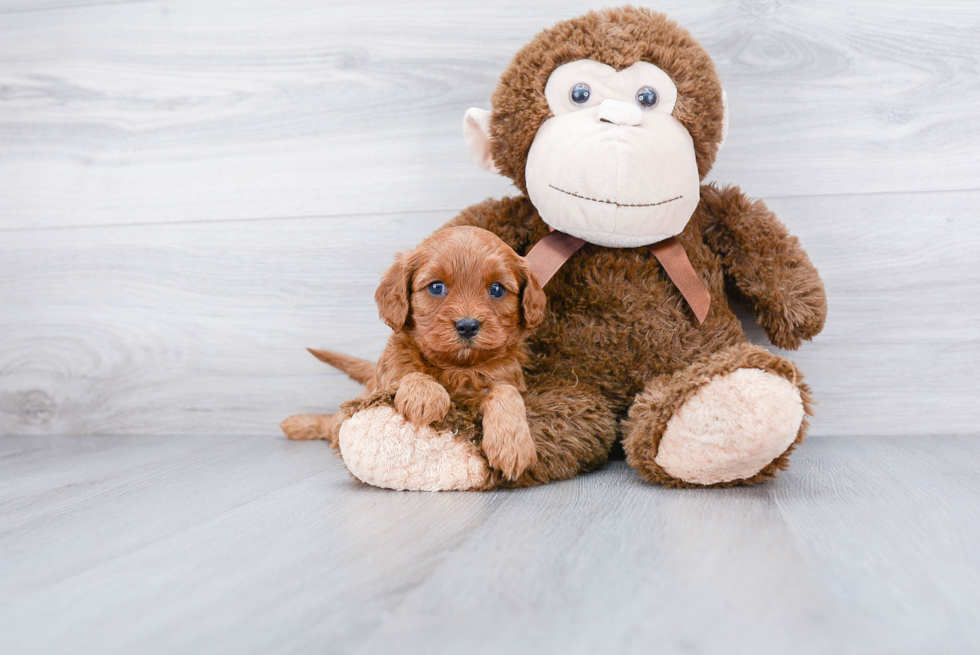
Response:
[455,318,481,340]
[597,99,642,126]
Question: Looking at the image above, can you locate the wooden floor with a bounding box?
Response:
[1,435,978,654]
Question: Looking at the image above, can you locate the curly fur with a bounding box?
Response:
[621,343,813,488]
[289,7,827,490]
[437,8,825,487]
[481,384,537,480]
[284,226,547,481]
[489,6,726,193]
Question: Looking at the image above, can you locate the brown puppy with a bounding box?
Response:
[281,226,546,481]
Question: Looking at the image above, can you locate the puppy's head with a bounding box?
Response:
[375,226,545,366]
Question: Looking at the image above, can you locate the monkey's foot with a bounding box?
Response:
[655,369,803,484]
[624,344,811,487]
[338,406,492,491]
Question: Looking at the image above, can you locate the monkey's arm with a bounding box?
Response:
[440,196,548,256]
[700,184,827,350]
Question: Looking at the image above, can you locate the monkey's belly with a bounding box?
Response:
[529,277,744,404]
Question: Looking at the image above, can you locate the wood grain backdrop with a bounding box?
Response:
[1,0,978,438]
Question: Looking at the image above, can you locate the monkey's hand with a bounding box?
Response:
[481,385,537,481]
[753,266,828,350]
[701,184,827,350]
[394,372,452,426]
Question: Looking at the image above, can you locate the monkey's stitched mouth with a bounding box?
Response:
[549,184,682,208]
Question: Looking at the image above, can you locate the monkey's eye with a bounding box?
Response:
[427,281,447,297]
[488,282,506,299]
[569,83,591,105]
[636,86,659,109]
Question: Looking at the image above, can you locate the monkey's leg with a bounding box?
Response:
[622,343,812,488]
[337,378,617,491]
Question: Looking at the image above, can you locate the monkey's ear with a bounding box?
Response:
[519,260,547,329]
[463,107,500,174]
[719,90,730,151]
[375,254,412,331]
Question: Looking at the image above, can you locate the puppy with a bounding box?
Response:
[281,226,546,481]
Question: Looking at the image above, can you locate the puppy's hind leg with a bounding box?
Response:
[280,413,345,449]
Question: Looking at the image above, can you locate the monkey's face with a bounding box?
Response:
[463,9,729,247]
[524,60,703,248]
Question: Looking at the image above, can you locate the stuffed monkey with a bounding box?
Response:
[330,7,826,491]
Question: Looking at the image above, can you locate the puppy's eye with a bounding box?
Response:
[569,83,591,105]
[427,281,447,296]
[488,282,506,299]
[636,86,659,109]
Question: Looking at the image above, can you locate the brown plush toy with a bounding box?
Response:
[313,7,827,491]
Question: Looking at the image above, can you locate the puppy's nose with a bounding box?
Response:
[455,318,481,340]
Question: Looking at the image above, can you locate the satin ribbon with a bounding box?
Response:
[525,230,711,324]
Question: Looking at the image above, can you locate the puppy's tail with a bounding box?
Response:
[307,348,377,388]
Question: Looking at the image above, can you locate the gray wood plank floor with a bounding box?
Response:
[1,435,978,654]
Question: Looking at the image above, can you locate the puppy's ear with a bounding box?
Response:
[519,259,546,329]
[375,253,412,330]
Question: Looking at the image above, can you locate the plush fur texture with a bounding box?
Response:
[489,7,726,193]
[654,368,803,484]
[622,343,812,488]
[428,181,825,488]
[282,226,545,481]
[296,7,827,490]
[339,372,617,490]
[339,405,493,492]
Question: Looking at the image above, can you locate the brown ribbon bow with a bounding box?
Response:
[525,231,711,324]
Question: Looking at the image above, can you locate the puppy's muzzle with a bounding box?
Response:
[455,318,481,340]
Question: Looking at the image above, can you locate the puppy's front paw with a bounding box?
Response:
[394,372,451,425]
[482,385,537,481]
